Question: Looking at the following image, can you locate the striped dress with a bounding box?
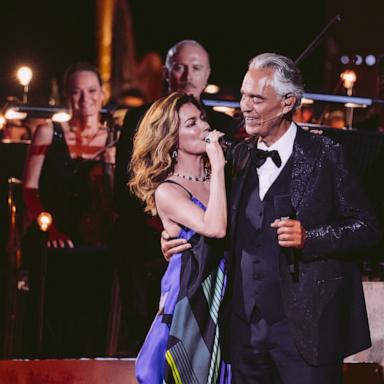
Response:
[135,183,230,384]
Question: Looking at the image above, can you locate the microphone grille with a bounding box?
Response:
[274,195,295,218]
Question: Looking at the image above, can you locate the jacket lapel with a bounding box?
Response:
[230,139,256,241]
[230,127,320,233]
[290,127,320,210]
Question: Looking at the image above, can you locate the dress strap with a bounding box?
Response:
[161,179,193,199]
[50,122,71,160]
[52,121,65,142]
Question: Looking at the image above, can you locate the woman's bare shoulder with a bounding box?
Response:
[155,180,191,209]
[155,180,190,199]
[32,121,54,145]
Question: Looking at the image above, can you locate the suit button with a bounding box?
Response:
[259,212,263,217]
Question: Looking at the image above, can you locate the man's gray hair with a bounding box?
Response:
[165,40,210,70]
[249,53,304,109]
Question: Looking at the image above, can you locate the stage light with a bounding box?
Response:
[340,70,357,95]
[213,106,236,116]
[4,108,27,120]
[204,84,220,94]
[0,116,6,129]
[16,66,33,103]
[353,55,363,65]
[340,56,350,65]
[16,66,33,86]
[301,98,314,105]
[52,111,71,122]
[37,212,53,232]
[365,55,376,66]
[340,70,358,129]
[344,103,367,108]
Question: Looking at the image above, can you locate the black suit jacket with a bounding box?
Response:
[227,126,381,365]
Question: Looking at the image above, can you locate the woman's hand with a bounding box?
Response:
[204,130,226,172]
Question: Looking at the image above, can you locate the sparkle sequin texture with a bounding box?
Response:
[228,127,382,365]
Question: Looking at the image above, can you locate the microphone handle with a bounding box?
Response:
[280,216,297,277]
[287,251,296,275]
[219,137,234,161]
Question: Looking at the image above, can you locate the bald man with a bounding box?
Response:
[112,40,239,355]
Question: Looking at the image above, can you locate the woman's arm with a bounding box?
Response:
[23,123,74,248]
[156,131,227,238]
[23,122,53,204]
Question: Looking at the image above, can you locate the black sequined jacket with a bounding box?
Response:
[225,126,382,365]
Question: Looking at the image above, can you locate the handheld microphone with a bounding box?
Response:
[274,195,298,279]
[219,137,235,159]
[205,131,235,161]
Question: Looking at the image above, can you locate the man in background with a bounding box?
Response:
[112,39,239,355]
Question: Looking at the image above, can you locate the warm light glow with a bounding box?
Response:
[213,106,236,116]
[301,98,314,105]
[122,96,144,108]
[204,84,220,94]
[344,102,367,109]
[37,212,53,232]
[0,116,6,128]
[52,111,71,122]
[4,108,27,120]
[340,70,357,90]
[16,66,33,86]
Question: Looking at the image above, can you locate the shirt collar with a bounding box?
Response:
[257,122,296,164]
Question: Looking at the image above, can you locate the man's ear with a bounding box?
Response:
[282,93,296,114]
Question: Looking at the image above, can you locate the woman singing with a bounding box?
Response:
[130,92,229,383]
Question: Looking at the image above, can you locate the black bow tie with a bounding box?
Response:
[254,148,282,168]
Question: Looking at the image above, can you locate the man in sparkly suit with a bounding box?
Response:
[225,53,381,383]
[163,53,381,383]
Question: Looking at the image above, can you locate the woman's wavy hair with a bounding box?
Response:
[129,92,204,215]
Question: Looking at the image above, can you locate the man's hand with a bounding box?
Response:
[161,230,192,262]
[271,219,306,248]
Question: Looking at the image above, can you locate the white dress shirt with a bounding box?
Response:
[257,123,297,200]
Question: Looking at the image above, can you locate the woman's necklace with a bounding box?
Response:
[81,129,100,146]
[70,123,103,147]
[172,168,210,182]
[67,122,107,159]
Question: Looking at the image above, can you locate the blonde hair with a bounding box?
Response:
[129,92,204,215]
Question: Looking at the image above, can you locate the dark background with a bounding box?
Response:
[2,0,384,102]
[0,0,330,102]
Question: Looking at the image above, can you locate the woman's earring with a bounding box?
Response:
[171,150,178,162]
